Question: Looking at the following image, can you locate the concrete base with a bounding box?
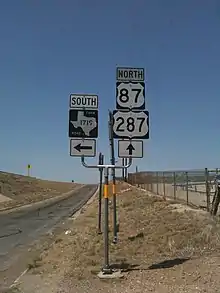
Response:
[97,270,124,279]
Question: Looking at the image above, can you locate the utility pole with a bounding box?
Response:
[108,111,118,244]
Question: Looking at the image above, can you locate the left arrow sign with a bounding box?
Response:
[70,139,96,157]
[74,144,93,152]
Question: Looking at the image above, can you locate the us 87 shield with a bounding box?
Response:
[116,82,145,110]
[112,110,149,139]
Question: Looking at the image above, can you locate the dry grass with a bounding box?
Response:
[16,181,220,292]
[0,171,80,211]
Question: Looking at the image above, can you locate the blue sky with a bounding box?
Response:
[1,0,220,183]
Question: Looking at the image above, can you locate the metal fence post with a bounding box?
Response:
[163,172,166,198]
[156,172,159,195]
[173,171,176,200]
[150,174,153,192]
[185,171,189,205]
[205,168,210,212]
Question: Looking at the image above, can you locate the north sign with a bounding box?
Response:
[112,110,149,139]
[116,67,145,82]
[70,139,96,157]
[69,109,98,138]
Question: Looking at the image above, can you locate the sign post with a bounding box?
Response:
[81,156,132,274]
[68,92,132,275]
[98,152,104,234]
[108,111,118,243]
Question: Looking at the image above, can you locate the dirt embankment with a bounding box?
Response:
[0,171,81,211]
[15,181,220,293]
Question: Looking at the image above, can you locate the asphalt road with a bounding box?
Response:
[0,184,97,289]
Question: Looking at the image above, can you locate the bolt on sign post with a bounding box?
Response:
[27,164,31,176]
[81,156,132,274]
[98,153,104,234]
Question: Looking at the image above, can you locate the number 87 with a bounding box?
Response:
[119,88,142,103]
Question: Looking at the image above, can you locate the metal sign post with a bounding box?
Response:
[98,153,104,234]
[81,156,132,274]
[108,111,118,244]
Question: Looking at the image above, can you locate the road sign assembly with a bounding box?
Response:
[118,140,143,158]
[68,94,99,157]
[70,139,96,157]
[114,67,149,157]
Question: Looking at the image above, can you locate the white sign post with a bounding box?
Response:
[68,94,98,157]
[114,67,149,158]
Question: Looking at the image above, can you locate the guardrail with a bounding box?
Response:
[127,168,220,212]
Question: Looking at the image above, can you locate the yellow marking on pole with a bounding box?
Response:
[104,184,108,198]
[112,184,116,195]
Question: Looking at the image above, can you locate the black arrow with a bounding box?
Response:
[126,143,135,155]
[74,143,92,152]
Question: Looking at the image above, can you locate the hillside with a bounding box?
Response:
[0,171,80,211]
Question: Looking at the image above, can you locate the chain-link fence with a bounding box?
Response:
[127,169,220,212]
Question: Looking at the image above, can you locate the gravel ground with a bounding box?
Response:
[13,182,220,293]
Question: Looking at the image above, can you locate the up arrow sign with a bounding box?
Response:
[118,140,143,158]
[126,143,135,155]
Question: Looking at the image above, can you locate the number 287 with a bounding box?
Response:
[115,117,145,132]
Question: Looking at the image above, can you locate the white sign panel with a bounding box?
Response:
[69,94,98,109]
[118,140,143,158]
[113,110,149,139]
[116,82,145,110]
[70,139,96,157]
[116,67,144,81]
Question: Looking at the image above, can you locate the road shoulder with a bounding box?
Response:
[13,182,220,293]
